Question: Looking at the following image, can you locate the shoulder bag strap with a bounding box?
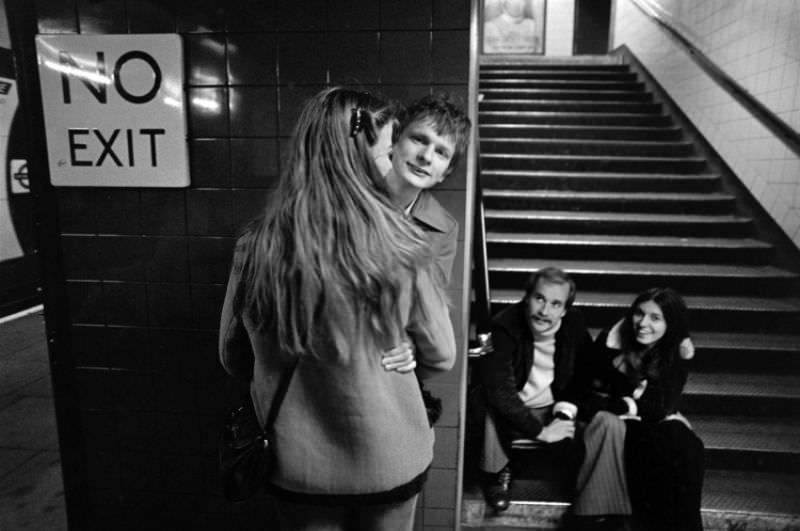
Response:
[262,356,299,432]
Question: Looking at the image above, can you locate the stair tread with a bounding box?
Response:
[481,98,656,106]
[480,68,630,74]
[703,469,800,515]
[486,232,771,249]
[462,471,800,517]
[484,190,734,201]
[492,289,800,312]
[489,258,797,279]
[687,372,800,400]
[481,87,644,94]
[484,209,750,223]
[480,110,668,119]
[478,77,643,85]
[582,329,800,350]
[482,153,705,162]
[482,169,718,180]
[692,416,800,453]
[692,331,800,350]
[481,137,693,147]
[480,124,680,132]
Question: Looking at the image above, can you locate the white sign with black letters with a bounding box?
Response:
[35,34,189,187]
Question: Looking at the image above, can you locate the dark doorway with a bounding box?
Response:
[573,0,611,55]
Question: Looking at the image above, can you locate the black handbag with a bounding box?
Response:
[219,358,298,502]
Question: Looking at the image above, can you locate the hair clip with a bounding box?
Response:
[350,107,365,138]
[349,92,372,138]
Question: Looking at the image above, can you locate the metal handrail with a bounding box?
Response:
[467,164,493,359]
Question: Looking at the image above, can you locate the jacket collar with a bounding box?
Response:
[409,192,451,234]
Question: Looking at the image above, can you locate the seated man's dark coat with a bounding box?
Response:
[478,300,593,439]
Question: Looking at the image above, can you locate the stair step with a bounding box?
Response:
[575,291,800,313]
[489,289,800,332]
[479,79,646,91]
[693,415,800,472]
[488,258,797,295]
[685,373,800,418]
[479,69,638,81]
[481,62,629,71]
[481,153,707,173]
[481,169,720,192]
[703,469,800,516]
[480,137,696,157]
[480,88,652,101]
[480,99,662,114]
[479,124,684,141]
[485,232,773,264]
[484,209,751,237]
[589,328,800,374]
[687,373,800,400]
[482,190,734,214]
[461,471,800,528]
[691,331,800,372]
[493,290,800,313]
[479,110,673,126]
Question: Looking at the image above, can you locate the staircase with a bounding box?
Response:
[463,56,800,531]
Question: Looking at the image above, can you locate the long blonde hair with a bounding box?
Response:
[238,88,445,359]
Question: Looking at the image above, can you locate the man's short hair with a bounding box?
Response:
[524,267,577,308]
[398,93,472,171]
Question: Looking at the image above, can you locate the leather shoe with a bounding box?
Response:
[483,466,512,512]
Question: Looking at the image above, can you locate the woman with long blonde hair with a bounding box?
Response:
[219,88,455,530]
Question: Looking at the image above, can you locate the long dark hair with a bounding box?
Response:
[618,287,689,380]
[237,87,445,360]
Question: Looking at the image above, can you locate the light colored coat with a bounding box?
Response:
[219,240,456,502]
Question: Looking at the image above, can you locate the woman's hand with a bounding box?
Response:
[536,418,576,443]
[680,337,695,359]
[382,341,417,373]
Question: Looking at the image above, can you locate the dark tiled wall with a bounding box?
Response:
[28,0,470,529]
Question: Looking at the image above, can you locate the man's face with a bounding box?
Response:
[391,118,456,190]
[504,0,526,18]
[526,279,569,335]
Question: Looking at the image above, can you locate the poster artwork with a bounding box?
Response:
[483,0,546,54]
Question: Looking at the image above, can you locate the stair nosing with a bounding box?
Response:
[490,289,800,312]
[481,153,706,162]
[480,137,694,147]
[481,169,719,179]
[483,190,734,201]
[484,209,750,223]
[487,258,798,279]
[485,233,772,249]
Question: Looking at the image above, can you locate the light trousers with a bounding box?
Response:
[573,411,632,516]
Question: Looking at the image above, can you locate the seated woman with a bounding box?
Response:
[573,288,704,531]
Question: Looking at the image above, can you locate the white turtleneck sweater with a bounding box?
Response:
[518,320,560,408]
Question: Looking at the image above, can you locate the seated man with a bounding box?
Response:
[476,267,593,512]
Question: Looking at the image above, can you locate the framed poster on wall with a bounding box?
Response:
[483,0,546,54]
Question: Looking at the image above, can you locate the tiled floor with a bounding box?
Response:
[0,307,67,530]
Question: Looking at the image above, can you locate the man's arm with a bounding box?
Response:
[479,325,545,439]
